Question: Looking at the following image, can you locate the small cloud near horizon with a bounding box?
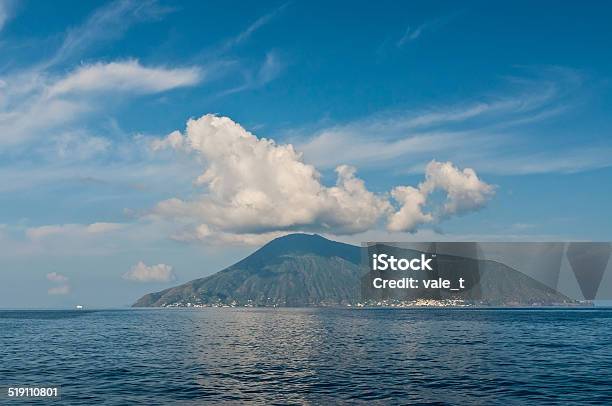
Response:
[46,272,70,295]
[123,261,177,283]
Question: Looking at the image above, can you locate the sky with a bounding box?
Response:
[1,0,611,308]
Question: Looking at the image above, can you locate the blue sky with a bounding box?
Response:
[1,0,611,308]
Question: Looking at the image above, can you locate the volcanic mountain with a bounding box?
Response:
[133,234,363,307]
[133,233,571,307]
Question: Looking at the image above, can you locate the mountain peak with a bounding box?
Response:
[243,233,360,265]
[265,233,329,247]
[231,233,361,266]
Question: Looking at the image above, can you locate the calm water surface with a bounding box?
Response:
[1,308,611,404]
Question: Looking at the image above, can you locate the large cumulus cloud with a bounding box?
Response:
[151,114,495,242]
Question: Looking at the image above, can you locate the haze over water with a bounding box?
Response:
[1,308,611,404]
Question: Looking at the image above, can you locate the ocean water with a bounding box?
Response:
[1,308,611,405]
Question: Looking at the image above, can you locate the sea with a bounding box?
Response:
[1,308,611,405]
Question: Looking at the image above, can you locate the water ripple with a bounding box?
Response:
[1,308,611,404]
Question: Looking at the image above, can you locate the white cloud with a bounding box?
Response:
[0,94,89,146]
[0,60,201,147]
[388,161,495,232]
[388,186,433,232]
[27,225,76,240]
[46,272,70,295]
[48,285,71,295]
[297,96,549,170]
[152,114,392,236]
[86,222,125,233]
[396,14,458,48]
[151,114,494,241]
[0,220,178,259]
[219,51,284,96]
[48,60,201,96]
[150,130,185,151]
[0,0,11,33]
[27,222,124,240]
[223,2,288,48]
[466,146,612,175]
[257,52,284,83]
[53,132,111,159]
[0,1,188,147]
[123,261,176,282]
[46,272,69,283]
[332,228,576,246]
[397,24,425,47]
[296,69,608,175]
[299,128,486,170]
[48,0,173,67]
[420,160,496,216]
[171,224,286,246]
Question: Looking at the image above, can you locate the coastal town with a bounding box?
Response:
[157,298,588,308]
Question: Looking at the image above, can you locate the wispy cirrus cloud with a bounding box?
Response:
[397,23,426,46]
[0,0,16,33]
[396,14,458,47]
[0,0,283,149]
[46,0,173,67]
[463,145,612,175]
[0,0,201,149]
[0,220,178,258]
[0,59,202,146]
[27,222,125,240]
[199,3,290,97]
[218,51,284,96]
[296,67,612,175]
[221,2,290,50]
